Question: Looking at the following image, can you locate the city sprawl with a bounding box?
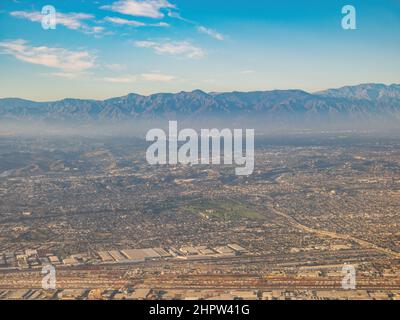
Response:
[0,134,399,300]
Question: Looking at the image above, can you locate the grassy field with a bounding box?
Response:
[185,200,264,220]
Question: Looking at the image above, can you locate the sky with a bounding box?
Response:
[0,0,399,101]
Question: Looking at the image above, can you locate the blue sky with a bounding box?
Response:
[0,0,399,101]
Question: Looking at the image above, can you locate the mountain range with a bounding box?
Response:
[1,83,399,122]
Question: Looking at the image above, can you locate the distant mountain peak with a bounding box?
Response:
[317,83,400,101]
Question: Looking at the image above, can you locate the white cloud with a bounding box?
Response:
[104,16,170,27]
[141,73,175,82]
[153,22,170,27]
[101,0,175,19]
[197,26,224,41]
[134,40,157,47]
[50,72,87,79]
[134,40,204,59]
[104,16,145,26]
[0,40,95,74]
[167,10,195,24]
[105,63,126,71]
[91,26,105,34]
[10,11,103,34]
[102,75,138,83]
[241,70,255,74]
[101,73,175,83]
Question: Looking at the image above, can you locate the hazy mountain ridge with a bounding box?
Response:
[1,83,399,122]
[317,83,400,101]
